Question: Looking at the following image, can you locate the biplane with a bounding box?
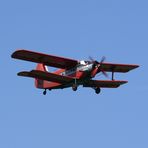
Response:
[11,50,139,95]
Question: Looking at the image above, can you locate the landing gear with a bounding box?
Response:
[72,78,78,91]
[72,84,78,91]
[95,87,101,94]
[43,89,47,95]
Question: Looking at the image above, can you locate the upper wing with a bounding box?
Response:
[11,49,78,69]
[83,80,127,88]
[100,63,139,73]
[18,70,74,84]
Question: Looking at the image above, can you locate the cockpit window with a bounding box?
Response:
[85,61,92,64]
[79,61,86,65]
[79,60,92,65]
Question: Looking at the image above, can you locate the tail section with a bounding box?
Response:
[35,63,48,88]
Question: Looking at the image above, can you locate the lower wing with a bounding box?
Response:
[18,70,74,84]
[83,80,128,88]
[18,70,127,88]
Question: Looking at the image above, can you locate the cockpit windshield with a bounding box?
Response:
[79,60,92,65]
[85,61,92,64]
[79,61,86,65]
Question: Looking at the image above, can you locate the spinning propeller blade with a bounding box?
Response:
[89,56,108,78]
[100,56,106,63]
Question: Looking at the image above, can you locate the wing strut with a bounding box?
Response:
[112,71,115,80]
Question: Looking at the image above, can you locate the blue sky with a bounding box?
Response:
[0,0,148,147]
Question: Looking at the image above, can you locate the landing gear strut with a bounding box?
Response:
[43,89,47,95]
[95,87,101,94]
[72,78,78,91]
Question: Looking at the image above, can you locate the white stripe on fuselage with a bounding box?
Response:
[61,64,93,76]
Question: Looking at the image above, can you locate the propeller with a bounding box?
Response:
[89,56,108,78]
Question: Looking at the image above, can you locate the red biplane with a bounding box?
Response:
[11,50,139,95]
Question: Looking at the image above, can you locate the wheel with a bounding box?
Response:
[95,88,101,94]
[72,84,77,91]
[43,89,47,95]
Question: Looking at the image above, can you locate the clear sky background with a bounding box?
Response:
[0,0,147,147]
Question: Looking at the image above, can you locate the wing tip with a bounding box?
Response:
[133,64,140,68]
[17,71,30,77]
[121,80,128,84]
[11,49,25,58]
[129,64,140,71]
[11,51,17,58]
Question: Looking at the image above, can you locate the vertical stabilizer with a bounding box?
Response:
[35,63,48,88]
